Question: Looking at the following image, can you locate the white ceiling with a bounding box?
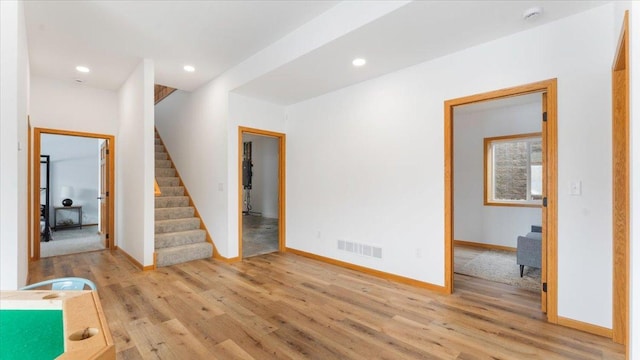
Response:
[24,0,608,103]
[24,1,338,91]
[234,0,608,105]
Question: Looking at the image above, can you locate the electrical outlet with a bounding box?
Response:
[416,248,422,258]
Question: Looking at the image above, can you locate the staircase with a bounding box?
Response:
[154,132,213,267]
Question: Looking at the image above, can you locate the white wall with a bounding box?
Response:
[242,134,279,218]
[117,59,155,266]
[454,100,542,248]
[29,75,118,255]
[155,91,285,257]
[155,88,231,255]
[228,94,285,250]
[628,2,639,357]
[0,0,30,290]
[41,134,100,225]
[30,76,118,227]
[154,3,402,259]
[285,4,617,329]
[30,76,119,135]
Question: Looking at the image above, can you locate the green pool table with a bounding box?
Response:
[0,290,114,360]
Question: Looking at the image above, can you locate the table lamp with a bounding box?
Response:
[60,185,73,206]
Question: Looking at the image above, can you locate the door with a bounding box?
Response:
[238,127,286,260]
[444,79,558,321]
[541,92,548,313]
[99,140,109,247]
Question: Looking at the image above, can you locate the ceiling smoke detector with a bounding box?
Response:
[522,7,543,21]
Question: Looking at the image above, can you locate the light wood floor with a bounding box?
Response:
[28,250,624,359]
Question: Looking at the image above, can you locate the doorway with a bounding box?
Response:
[444,79,558,322]
[452,93,543,296]
[33,128,115,260]
[238,127,285,259]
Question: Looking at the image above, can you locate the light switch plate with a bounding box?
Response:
[570,181,582,195]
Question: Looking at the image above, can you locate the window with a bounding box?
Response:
[484,133,542,206]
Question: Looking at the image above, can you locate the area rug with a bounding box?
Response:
[455,247,541,291]
[41,226,105,258]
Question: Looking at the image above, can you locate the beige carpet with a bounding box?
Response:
[41,225,105,258]
[455,246,541,291]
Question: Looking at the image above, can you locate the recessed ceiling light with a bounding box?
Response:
[522,7,543,21]
[352,58,366,67]
[183,65,195,72]
[75,65,90,73]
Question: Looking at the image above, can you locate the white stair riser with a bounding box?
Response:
[155,229,206,249]
[155,218,200,234]
[155,196,189,208]
[158,186,185,196]
[155,160,172,168]
[155,207,194,221]
[156,168,176,177]
[156,243,213,267]
[156,177,179,186]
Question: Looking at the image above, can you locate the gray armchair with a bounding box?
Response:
[516,226,542,277]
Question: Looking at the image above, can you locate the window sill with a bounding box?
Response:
[484,201,542,208]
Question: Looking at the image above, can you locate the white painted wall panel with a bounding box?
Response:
[30,77,118,135]
[155,3,402,259]
[0,0,29,290]
[117,60,155,266]
[286,4,616,328]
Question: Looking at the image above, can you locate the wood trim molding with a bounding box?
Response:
[32,128,42,260]
[117,247,154,271]
[611,10,629,349]
[557,317,612,339]
[154,180,161,196]
[214,256,242,264]
[154,85,176,105]
[238,126,286,259]
[27,118,32,262]
[286,248,448,294]
[454,240,516,252]
[33,128,116,260]
[444,79,558,324]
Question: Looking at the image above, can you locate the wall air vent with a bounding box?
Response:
[337,239,382,259]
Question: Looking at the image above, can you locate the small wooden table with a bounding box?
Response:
[0,290,115,359]
[54,206,83,231]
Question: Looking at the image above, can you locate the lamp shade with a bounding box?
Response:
[60,186,73,199]
[60,186,74,206]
